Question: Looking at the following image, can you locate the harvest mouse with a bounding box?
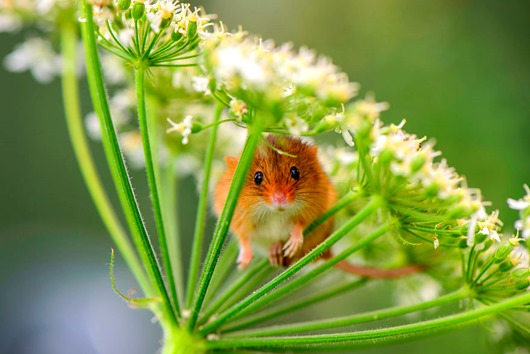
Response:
[214,134,421,278]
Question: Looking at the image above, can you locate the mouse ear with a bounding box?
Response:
[224,156,239,169]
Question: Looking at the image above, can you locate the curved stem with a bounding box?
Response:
[223,278,368,333]
[207,291,530,350]
[187,120,265,330]
[81,1,177,326]
[60,20,150,294]
[228,287,470,337]
[135,66,180,317]
[199,197,383,335]
[186,104,223,308]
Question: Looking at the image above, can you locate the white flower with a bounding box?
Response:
[515,216,530,239]
[0,14,23,33]
[508,185,530,239]
[167,115,194,144]
[191,75,211,94]
[477,210,503,242]
[4,37,61,83]
[285,113,308,135]
[228,99,248,121]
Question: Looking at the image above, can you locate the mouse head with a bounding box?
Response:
[225,134,325,214]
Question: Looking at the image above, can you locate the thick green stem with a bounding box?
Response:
[135,66,180,317]
[199,197,383,335]
[187,120,264,330]
[186,104,223,308]
[228,287,471,337]
[207,291,530,350]
[81,1,177,326]
[60,22,151,294]
[223,278,368,333]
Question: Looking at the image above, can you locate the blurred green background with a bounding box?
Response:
[0,0,528,353]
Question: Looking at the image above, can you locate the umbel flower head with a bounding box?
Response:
[87,0,214,66]
[201,33,359,134]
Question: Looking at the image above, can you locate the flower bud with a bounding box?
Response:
[510,268,530,279]
[498,260,515,272]
[475,231,487,244]
[187,20,198,38]
[172,30,184,42]
[191,121,203,134]
[118,0,131,11]
[458,238,469,248]
[378,149,394,167]
[410,155,425,174]
[132,2,145,20]
[514,278,530,291]
[494,242,515,263]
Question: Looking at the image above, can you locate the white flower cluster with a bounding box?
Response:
[0,0,74,32]
[508,185,530,239]
[203,35,359,135]
[370,120,482,213]
[1,0,77,83]
[206,37,357,105]
[88,0,213,64]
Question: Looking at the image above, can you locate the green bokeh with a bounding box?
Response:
[0,1,528,353]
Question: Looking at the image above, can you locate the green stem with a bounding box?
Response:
[160,157,185,302]
[60,21,150,294]
[223,278,368,333]
[203,239,239,306]
[207,291,530,350]
[201,259,269,321]
[228,287,470,337]
[199,197,383,335]
[186,104,223,308]
[469,257,495,288]
[81,1,177,326]
[135,66,180,317]
[187,120,264,330]
[147,97,185,302]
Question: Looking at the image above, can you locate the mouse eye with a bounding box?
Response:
[254,171,263,186]
[290,166,300,181]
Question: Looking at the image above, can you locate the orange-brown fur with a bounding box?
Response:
[214,134,336,266]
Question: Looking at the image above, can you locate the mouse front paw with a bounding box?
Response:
[269,241,285,267]
[237,243,253,270]
[283,223,304,258]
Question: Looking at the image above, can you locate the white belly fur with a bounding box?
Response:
[252,212,293,249]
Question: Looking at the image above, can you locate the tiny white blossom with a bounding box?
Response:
[4,37,61,83]
[433,237,439,249]
[167,116,194,144]
[285,114,309,135]
[228,99,248,121]
[191,75,211,94]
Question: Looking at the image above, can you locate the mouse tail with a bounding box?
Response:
[335,260,424,279]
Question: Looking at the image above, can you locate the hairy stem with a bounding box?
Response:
[207,291,530,350]
[60,21,150,294]
[186,104,223,308]
[187,120,264,330]
[223,278,368,333]
[81,1,177,326]
[228,287,471,337]
[135,66,180,316]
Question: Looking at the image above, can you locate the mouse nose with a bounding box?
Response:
[272,191,288,205]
